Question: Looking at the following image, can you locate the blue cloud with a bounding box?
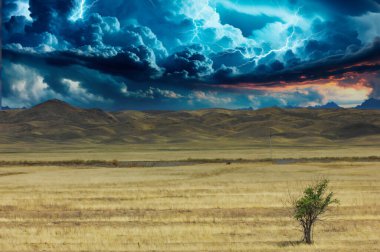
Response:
[2,0,380,109]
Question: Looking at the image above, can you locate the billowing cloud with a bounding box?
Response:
[163,46,214,80]
[2,0,380,110]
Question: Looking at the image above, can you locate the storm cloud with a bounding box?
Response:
[2,0,380,109]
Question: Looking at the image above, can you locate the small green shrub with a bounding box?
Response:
[293,179,339,244]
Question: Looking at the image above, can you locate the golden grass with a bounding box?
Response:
[0,158,379,251]
[0,143,380,161]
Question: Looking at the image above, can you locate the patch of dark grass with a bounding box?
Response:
[0,172,28,177]
[0,156,379,168]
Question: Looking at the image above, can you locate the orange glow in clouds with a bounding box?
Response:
[219,73,374,108]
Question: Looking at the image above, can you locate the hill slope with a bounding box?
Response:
[1,100,380,144]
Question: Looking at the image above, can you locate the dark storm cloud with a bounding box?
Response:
[213,37,380,85]
[2,0,29,21]
[163,46,214,80]
[310,0,380,16]
[2,0,18,20]
[211,47,256,72]
[27,0,74,33]
[216,4,282,37]
[2,0,380,109]
[76,47,163,81]
[3,46,162,83]
[4,15,27,33]
[305,18,362,59]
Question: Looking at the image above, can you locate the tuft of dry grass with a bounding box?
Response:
[0,159,379,251]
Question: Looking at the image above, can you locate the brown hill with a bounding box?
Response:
[0,99,380,144]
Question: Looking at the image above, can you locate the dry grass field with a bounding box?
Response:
[0,148,379,251]
[1,143,380,162]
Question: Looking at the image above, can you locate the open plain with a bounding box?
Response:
[0,145,379,252]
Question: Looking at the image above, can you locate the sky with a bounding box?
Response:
[2,0,380,110]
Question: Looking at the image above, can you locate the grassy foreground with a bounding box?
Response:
[0,159,379,251]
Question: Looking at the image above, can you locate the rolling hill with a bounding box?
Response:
[0,99,380,144]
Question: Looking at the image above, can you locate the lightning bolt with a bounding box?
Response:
[69,0,85,21]
[189,2,210,43]
[78,0,86,19]
[183,3,312,72]
[69,0,98,22]
[235,6,308,68]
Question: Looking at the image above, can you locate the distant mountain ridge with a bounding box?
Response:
[2,98,380,111]
[1,99,380,144]
[0,106,12,111]
[355,98,380,109]
[287,99,380,110]
[0,106,26,110]
[308,102,341,109]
